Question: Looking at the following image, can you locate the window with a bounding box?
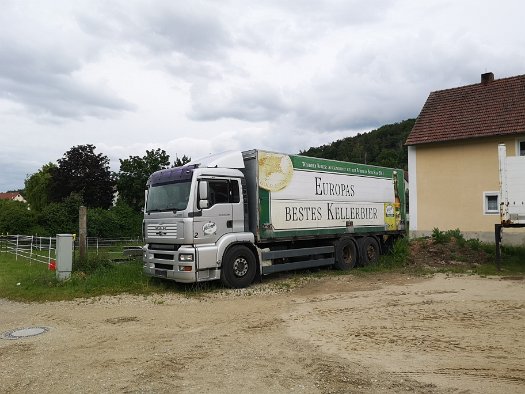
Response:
[519,140,525,156]
[206,179,240,207]
[146,180,191,213]
[483,192,499,215]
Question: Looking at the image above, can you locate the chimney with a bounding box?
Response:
[481,72,494,84]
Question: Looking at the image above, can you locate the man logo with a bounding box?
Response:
[155,225,167,236]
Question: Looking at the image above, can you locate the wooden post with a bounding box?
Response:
[495,223,502,271]
[79,206,87,260]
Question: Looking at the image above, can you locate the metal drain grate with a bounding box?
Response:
[1,327,50,340]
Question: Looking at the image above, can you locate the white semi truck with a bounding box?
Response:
[142,150,407,288]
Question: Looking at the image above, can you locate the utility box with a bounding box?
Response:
[56,234,73,280]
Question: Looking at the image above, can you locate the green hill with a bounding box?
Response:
[300,119,415,171]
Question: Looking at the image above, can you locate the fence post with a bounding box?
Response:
[48,236,52,263]
[15,235,19,261]
[79,206,87,261]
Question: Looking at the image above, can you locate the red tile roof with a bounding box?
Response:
[406,73,525,145]
[0,192,22,200]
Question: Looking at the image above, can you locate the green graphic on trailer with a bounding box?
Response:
[256,151,404,239]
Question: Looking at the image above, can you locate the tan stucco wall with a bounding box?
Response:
[414,135,524,236]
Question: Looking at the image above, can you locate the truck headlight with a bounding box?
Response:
[179,253,194,262]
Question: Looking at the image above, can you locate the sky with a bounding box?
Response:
[1,0,524,192]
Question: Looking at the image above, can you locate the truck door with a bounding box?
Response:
[194,178,240,245]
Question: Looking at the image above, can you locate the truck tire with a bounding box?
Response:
[334,237,357,270]
[358,237,380,266]
[220,245,257,288]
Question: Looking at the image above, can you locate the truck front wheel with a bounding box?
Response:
[334,237,357,270]
[220,245,257,288]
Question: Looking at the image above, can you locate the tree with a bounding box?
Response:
[116,149,171,211]
[173,154,191,167]
[300,119,415,171]
[36,194,82,236]
[49,145,114,209]
[24,162,56,212]
[0,200,36,234]
[87,201,143,238]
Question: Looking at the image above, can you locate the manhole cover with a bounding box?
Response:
[1,326,50,340]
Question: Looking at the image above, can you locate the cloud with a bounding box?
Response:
[75,0,232,61]
[0,1,136,121]
[2,0,525,192]
[189,82,289,122]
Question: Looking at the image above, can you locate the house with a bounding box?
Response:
[0,192,27,204]
[406,72,525,244]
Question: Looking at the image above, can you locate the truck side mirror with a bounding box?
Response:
[199,181,209,209]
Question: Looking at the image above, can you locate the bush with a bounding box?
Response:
[74,252,112,274]
[431,228,450,244]
[87,202,142,238]
[2,194,142,238]
[432,228,466,246]
[390,237,410,266]
[466,238,483,251]
[36,195,82,236]
[376,237,410,269]
[0,200,36,234]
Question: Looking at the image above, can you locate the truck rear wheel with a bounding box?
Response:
[358,237,380,266]
[334,237,357,270]
[220,245,257,288]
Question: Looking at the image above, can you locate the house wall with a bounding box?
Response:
[409,134,525,245]
[13,194,27,203]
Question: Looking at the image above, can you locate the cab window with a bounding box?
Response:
[207,179,240,207]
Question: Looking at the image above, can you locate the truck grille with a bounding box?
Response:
[147,224,177,238]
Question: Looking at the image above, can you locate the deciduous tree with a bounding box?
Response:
[0,200,36,234]
[24,162,56,212]
[173,154,191,167]
[116,149,171,211]
[49,145,114,209]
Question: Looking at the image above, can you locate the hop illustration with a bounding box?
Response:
[258,152,294,192]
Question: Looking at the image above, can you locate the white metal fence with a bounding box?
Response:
[0,234,56,265]
[1,235,143,264]
[80,237,143,255]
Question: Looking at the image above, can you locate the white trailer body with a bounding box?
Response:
[498,144,525,224]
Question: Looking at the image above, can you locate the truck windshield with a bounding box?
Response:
[146,181,191,213]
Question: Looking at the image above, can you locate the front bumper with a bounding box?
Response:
[142,245,197,283]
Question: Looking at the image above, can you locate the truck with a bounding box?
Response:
[142,149,407,288]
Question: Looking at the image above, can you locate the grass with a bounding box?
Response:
[0,250,194,302]
[1,234,524,302]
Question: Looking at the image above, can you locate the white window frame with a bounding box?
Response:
[483,191,500,215]
[516,138,525,156]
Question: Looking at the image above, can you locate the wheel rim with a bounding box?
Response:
[366,244,377,261]
[342,245,353,264]
[232,257,248,277]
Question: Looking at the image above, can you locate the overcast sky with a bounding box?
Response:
[1,0,524,192]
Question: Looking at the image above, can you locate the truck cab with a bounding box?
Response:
[142,152,254,285]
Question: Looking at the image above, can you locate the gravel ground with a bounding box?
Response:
[1,273,524,393]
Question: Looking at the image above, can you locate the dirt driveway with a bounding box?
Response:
[1,273,524,393]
